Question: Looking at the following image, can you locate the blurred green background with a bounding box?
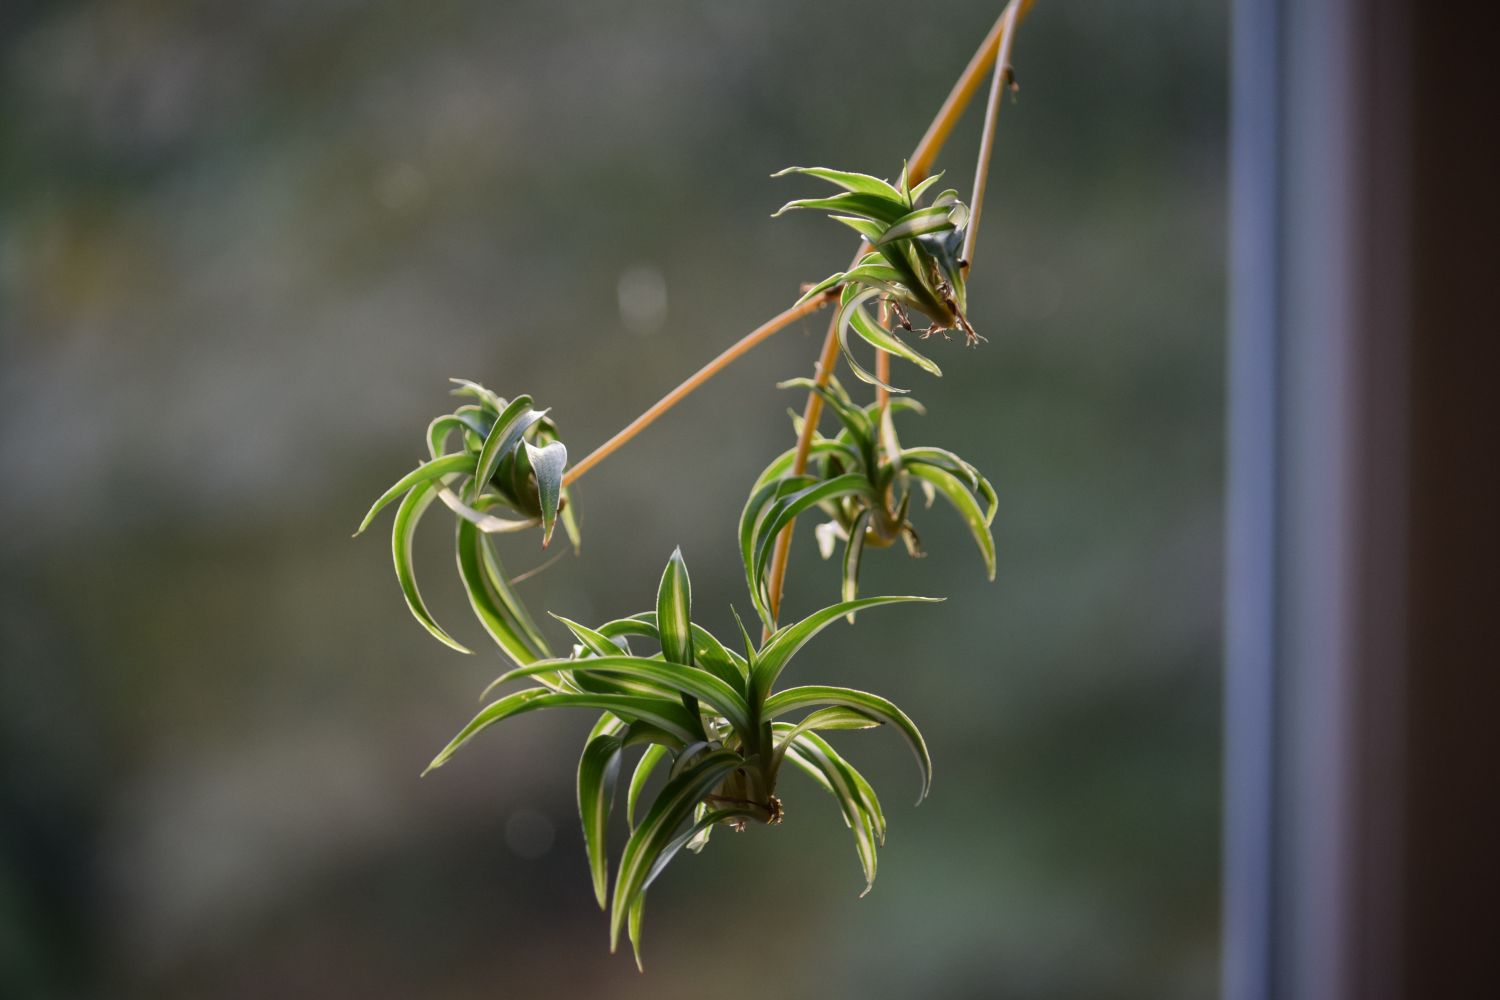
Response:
[0,1,1226,997]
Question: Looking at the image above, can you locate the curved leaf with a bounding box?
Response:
[656,549,693,667]
[448,378,505,411]
[578,724,625,909]
[456,519,556,673]
[772,165,903,201]
[627,743,671,829]
[751,475,878,615]
[907,464,996,580]
[469,396,544,502]
[393,482,471,654]
[524,440,567,547]
[798,730,887,843]
[875,204,958,246]
[763,684,932,801]
[842,508,873,621]
[493,656,750,740]
[751,595,941,702]
[426,407,491,460]
[771,707,881,776]
[838,287,942,393]
[435,485,540,534]
[425,690,702,774]
[739,472,817,627]
[772,191,908,225]
[610,749,745,951]
[356,452,474,536]
[789,733,879,895]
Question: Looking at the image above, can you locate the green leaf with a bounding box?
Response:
[907,464,996,580]
[750,593,941,701]
[690,625,750,687]
[625,804,755,971]
[469,395,544,502]
[435,485,540,534]
[455,519,555,672]
[593,613,747,690]
[794,270,852,307]
[553,613,630,659]
[448,378,505,412]
[898,446,984,492]
[750,475,878,616]
[907,171,945,204]
[831,215,887,241]
[627,743,670,829]
[875,204,958,246]
[740,472,817,627]
[426,407,491,460]
[729,606,758,670]
[425,690,702,774]
[772,165,903,201]
[627,892,646,972]
[392,482,471,654]
[841,508,872,621]
[777,377,875,468]
[355,452,474,536]
[798,730,887,843]
[524,440,567,547]
[656,549,694,667]
[610,749,745,951]
[789,733,879,895]
[772,191,909,225]
[494,656,751,741]
[764,684,932,801]
[771,707,881,776]
[578,726,624,909]
[838,287,942,393]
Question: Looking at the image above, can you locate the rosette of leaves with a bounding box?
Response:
[741,375,997,631]
[774,165,979,393]
[420,549,937,968]
[354,379,578,663]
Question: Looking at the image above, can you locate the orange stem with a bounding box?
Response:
[762,0,1033,634]
[562,294,833,488]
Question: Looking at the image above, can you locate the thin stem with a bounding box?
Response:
[562,293,833,488]
[875,310,892,427]
[763,0,1034,636]
[963,0,1021,268]
[908,0,1036,182]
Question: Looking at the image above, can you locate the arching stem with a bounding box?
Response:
[562,293,834,488]
[763,0,1033,636]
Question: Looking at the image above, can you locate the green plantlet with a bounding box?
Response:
[417,548,936,967]
[741,375,998,631]
[777,164,979,392]
[354,380,578,660]
[356,0,1035,969]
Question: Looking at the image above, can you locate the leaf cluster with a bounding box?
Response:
[741,375,996,631]
[422,549,935,967]
[354,380,577,661]
[775,165,982,393]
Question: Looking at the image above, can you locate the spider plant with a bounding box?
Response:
[776,164,979,393]
[419,549,935,967]
[354,0,1037,970]
[353,380,577,662]
[741,375,997,631]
